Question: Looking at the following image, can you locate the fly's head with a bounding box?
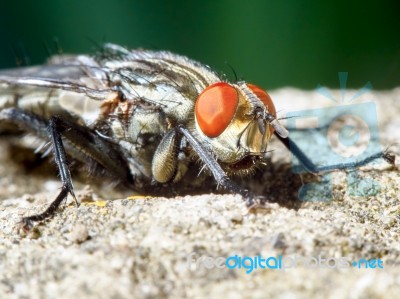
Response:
[194,81,288,174]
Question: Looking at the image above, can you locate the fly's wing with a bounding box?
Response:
[0,55,114,125]
[1,44,223,126]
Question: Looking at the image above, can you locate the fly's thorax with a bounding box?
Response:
[193,82,276,164]
[102,93,169,143]
[104,99,171,179]
[103,54,215,124]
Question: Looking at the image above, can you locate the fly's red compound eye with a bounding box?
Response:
[195,82,239,138]
[247,83,276,117]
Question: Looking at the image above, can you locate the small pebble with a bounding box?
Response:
[70,224,89,244]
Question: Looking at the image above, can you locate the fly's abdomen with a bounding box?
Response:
[0,86,66,118]
[0,58,108,125]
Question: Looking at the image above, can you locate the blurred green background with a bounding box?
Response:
[0,0,399,89]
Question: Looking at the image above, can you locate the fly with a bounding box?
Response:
[0,43,394,229]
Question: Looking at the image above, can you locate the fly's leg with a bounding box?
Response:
[22,116,79,226]
[177,125,260,208]
[0,107,49,137]
[178,125,394,209]
[0,108,75,228]
[274,133,395,173]
[0,108,134,229]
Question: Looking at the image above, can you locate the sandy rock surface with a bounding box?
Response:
[1,88,399,299]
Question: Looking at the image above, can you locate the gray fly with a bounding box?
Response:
[0,43,393,229]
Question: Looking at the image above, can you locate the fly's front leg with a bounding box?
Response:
[275,131,395,201]
[177,125,261,208]
[274,132,395,173]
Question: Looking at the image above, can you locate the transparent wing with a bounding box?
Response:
[0,55,113,100]
[0,55,116,126]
